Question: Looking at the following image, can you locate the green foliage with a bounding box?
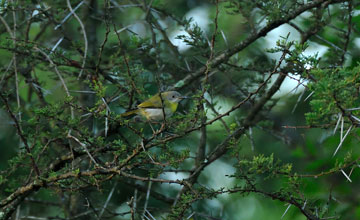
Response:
[225,0,301,23]
[306,65,360,125]
[176,20,209,51]
[237,154,292,177]
[1,0,360,220]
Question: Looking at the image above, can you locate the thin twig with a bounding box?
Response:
[133,189,138,219]
[101,97,110,137]
[142,181,152,220]
[291,88,306,114]
[67,134,99,166]
[127,196,135,220]
[34,46,74,119]
[66,0,88,78]
[249,127,255,151]
[281,204,292,219]
[145,210,156,220]
[98,182,118,219]
[333,125,353,157]
[0,94,40,176]
[333,113,342,135]
[54,1,85,30]
[11,0,20,119]
[50,36,64,54]
[340,169,352,182]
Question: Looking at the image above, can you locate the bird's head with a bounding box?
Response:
[162,91,187,103]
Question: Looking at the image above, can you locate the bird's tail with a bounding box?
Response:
[121,109,139,117]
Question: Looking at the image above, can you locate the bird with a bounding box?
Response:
[121,91,187,121]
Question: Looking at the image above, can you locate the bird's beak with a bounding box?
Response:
[181,96,190,99]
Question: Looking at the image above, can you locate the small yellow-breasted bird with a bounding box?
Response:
[121,91,187,121]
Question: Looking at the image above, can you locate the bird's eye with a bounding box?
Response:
[172,95,175,98]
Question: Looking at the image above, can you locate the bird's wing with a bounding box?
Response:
[138,93,163,108]
[121,109,139,117]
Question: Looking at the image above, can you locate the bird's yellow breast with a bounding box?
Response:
[166,101,179,113]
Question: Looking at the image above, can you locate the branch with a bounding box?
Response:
[0,94,40,176]
[223,188,319,220]
[172,53,288,218]
[171,0,345,90]
[34,46,74,120]
[0,167,187,210]
[66,0,88,78]
[191,73,287,179]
